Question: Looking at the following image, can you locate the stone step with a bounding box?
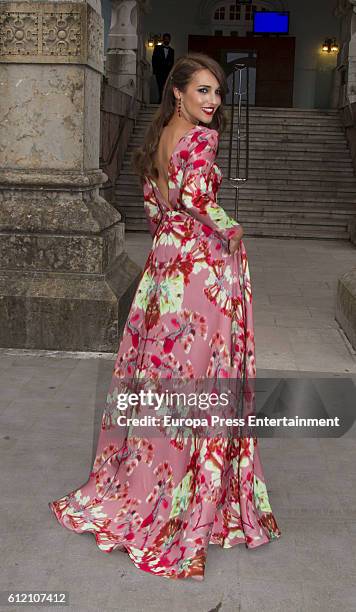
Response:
[117,203,356,226]
[217,138,349,145]
[227,121,343,130]
[114,191,356,211]
[118,199,352,219]
[135,118,345,136]
[138,110,341,119]
[223,191,356,203]
[116,185,356,202]
[115,104,354,240]
[115,179,356,195]
[123,150,353,164]
[119,165,356,179]
[138,122,344,132]
[124,221,349,240]
[140,105,340,117]
[116,204,356,223]
[225,184,356,195]
[128,141,351,154]
[115,189,356,206]
[133,121,346,132]
[138,120,343,130]
[129,132,348,145]
[122,156,354,169]
[228,173,356,183]
[115,193,356,211]
[218,156,354,167]
[140,104,339,118]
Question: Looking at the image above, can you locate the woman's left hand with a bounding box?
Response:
[228,227,244,255]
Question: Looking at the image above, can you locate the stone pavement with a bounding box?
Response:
[1,235,356,612]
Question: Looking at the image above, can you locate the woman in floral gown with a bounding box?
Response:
[49,53,281,580]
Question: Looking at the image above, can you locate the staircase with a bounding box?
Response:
[114,104,356,239]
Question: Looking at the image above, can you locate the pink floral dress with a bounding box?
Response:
[49,125,281,580]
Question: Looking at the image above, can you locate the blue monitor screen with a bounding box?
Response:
[253,11,289,34]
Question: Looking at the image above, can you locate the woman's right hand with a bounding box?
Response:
[228,227,244,255]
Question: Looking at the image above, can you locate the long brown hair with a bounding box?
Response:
[132,52,228,184]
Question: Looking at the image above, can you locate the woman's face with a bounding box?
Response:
[175,68,222,125]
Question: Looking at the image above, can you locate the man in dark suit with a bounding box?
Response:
[152,33,175,104]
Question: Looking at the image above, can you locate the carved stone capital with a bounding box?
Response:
[108,0,138,51]
[0,1,104,73]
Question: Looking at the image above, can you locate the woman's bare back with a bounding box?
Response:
[153,124,191,209]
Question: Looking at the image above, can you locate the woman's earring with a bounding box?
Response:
[177,98,182,117]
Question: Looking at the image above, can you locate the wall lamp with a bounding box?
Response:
[147,33,162,47]
[322,37,339,54]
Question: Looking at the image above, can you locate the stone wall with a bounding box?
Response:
[0,0,142,351]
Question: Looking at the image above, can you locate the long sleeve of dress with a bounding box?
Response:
[143,180,161,237]
[179,128,242,249]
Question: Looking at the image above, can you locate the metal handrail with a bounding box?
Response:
[227,63,250,221]
[225,63,251,414]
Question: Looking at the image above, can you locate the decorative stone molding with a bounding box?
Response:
[0,1,104,73]
[0,168,108,187]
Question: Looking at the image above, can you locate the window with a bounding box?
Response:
[214,29,223,35]
[229,4,241,20]
[214,6,226,20]
[230,30,238,36]
[245,4,256,20]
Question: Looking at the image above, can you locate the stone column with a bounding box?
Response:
[137,10,151,104]
[348,0,356,102]
[0,0,141,351]
[105,0,150,99]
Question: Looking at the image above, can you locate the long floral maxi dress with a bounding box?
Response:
[49,125,281,580]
